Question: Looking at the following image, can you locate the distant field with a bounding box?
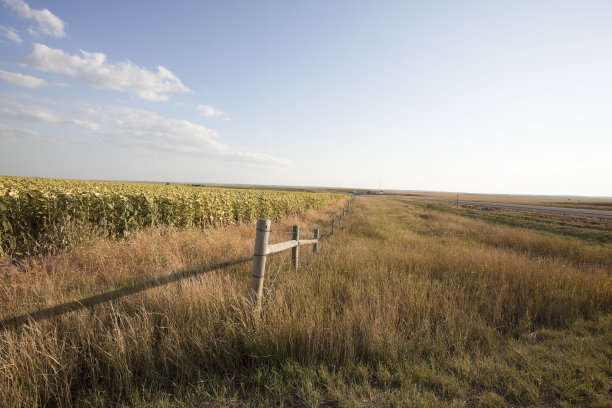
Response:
[393,191,612,210]
[1,196,610,406]
[545,201,612,211]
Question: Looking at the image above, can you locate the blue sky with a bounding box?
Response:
[1,0,611,196]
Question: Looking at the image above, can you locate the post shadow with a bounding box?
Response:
[0,256,251,331]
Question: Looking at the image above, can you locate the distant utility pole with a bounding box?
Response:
[456,193,459,208]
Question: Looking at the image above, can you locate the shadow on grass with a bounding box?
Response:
[0,256,251,331]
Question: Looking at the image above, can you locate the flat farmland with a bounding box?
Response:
[1,196,610,406]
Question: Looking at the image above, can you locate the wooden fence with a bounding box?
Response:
[248,196,353,313]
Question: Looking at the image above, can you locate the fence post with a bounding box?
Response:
[313,229,319,253]
[331,219,335,235]
[291,225,299,270]
[249,219,270,313]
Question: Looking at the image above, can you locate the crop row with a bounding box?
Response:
[0,176,347,256]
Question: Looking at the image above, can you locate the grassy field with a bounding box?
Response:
[1,197,611,407]
[389,191,612,211]
[406,200,612,245]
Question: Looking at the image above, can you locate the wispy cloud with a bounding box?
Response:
[0,122,39,140]
[1,0,66,38]
[0,69,46,88]
[0,98,98,128]
[198,104,223,117]
[0,25,22,43]
[0,122,74,144]
[23,43,190,101]
[198,104,231,121]
[0,98,290,166]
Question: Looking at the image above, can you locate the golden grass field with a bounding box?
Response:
[0,196,611,407]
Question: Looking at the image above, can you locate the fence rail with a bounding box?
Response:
[267,238,317,255]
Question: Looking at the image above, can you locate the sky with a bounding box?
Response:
[0,0,611,196]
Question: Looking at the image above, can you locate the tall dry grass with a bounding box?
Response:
[0,197,610,406]
[0,199,347,321]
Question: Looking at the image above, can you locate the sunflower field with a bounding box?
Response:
[0,176,347,257]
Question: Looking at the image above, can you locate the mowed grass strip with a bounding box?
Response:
[0,197,611,407]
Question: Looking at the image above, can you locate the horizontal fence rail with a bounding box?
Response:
[266,238,318,255]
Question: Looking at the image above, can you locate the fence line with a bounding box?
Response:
[248,220,320,314]
[0,196,355,330]
[248,195,353,314]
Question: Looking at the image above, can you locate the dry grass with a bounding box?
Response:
[403,191,612,209]
[0,197,611,407]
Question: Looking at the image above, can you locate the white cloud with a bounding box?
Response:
[198,104,224,117]
[0,122,39,139]
[0,98,290,166]
[23,43,190,101]
[78,106,284,164]
[0,26,22,43]
[0,122,74,144]
[1,0,66,38]
[0,102,61,123]
[198,104,231,121]
[0,98,98,128]
[0,69,46,88]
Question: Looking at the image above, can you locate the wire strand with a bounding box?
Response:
[264,250,290,302]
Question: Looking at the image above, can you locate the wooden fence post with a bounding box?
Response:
[331,219,335,235]
[313,229,319,253]
[249,219,270,313]
[291,225,299,270]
